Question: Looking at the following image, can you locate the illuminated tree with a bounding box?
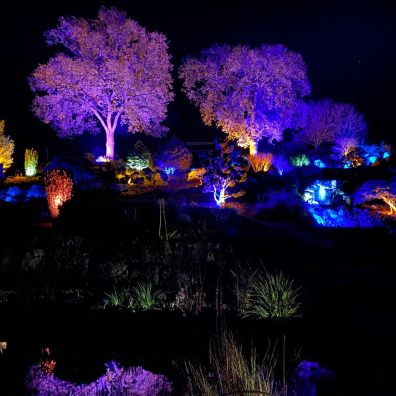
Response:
[180,44,310,155]
[333,136,359,160]
[25,148,39,176]
[298,99,367,150]
[44,170,73,218]
[153,136,193,173]
[126,140,152,171]
[0,120,15,172]
[203,140,249,206]
[29,7,174,160]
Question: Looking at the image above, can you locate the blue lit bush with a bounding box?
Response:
[153,136,192,174]
[303,180,347,206]
[44,155,95,186]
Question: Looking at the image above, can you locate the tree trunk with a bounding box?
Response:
[249,140,258,156]
[105,128,115,160]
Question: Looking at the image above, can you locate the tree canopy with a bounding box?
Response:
[29,7,174,160]
[180,44,311,155]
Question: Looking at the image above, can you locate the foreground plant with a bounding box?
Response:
[132,281,165,310]
[184,332,280,395]
[246,271,302,394]
[246,272,301,320]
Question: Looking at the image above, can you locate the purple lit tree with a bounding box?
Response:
[180,44,310,155]
[29,7,174,160]
[297,99,367,150]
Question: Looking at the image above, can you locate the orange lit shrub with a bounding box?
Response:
[187,168,206,185]
[248,153,273,172]
[44,170,73,218]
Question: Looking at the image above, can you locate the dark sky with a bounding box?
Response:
[0,0,395,160]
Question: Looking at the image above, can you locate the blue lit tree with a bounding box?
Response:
[203,140,249,207]
[153,136,192,174]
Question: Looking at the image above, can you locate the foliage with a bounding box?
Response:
[173,272,206,316]
[333,136,359,160]
[0,120,15,171]
[248,152,274,173]
[24,148,39,176]
[132,281,166,310]
[26,361,173,395]
[187,168,206,185]
[29,7,174,159]
[184,332,279,396]
[180,44,310,153]
[246,272,302,320]
[272,154,293,175]
[44,155,95,185]
[355,180,396,217]
[297,99,367,150]
[153,136,193,172]
[203,140,249,206]
[44,169,73,218]
[126,140,151,171]
[104,286,128,307]
[290,154,310,167]
[230,265,257,317]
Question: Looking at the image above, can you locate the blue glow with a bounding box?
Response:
[318,184,326,201]
[313,159,326,168]
[383,152,390,159]
[343,163,351,169]
[213,186,226,206]
[164,167,176,175]
[368,156,377,164]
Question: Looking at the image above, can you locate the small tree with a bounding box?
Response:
[203,140,249,207]
[0,120,15,172]
[126,140,152,171]
[153,136,193,173]
[44,170,73,218]
[25,148,39,176]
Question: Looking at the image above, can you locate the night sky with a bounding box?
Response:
[0,0,395,162]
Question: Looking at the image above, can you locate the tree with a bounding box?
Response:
[180,44,310,155]
[153,136,193,173]
[0,120,15,172]
[126,140,152,170]
[29,7,173,160]
[297,99,367,150]
[203,140,249,206]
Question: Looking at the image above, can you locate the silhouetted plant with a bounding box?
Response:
[184,332,280,395]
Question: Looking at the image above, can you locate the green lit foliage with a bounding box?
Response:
[184,332,279,396]
[290,154,310,167]
[24,148,39,176]
[104,286,127,307]
[246,271,302,320]
[132,281,166,310]
[126,140,151,171]
[0,120,15,171]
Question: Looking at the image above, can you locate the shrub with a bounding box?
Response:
[290,154,310,167]
[248,153,273,172]
[44,169,73,218]
[0,120,14,171]
[25,148,39,176]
